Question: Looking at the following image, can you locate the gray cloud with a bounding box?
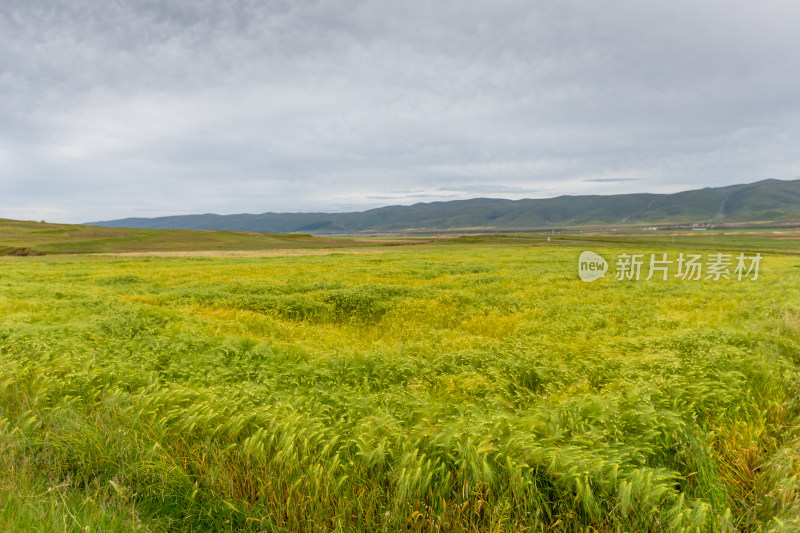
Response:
[2,0,799,222]
[583,178,641,183]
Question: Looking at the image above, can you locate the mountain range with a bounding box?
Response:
[88,178,800,234]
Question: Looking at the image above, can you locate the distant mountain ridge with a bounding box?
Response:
[88,178,800,234]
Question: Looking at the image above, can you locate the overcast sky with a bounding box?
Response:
[2,0,799,223]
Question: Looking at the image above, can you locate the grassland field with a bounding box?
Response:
[1,224,800,532]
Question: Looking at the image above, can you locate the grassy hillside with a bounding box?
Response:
[0,219,383,255]
[87,178,800,234]
[5,216,800,260]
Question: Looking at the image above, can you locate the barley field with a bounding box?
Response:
[1,243,799,531]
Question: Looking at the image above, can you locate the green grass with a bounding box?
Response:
[0,239,799,531]
[4,217,800,258]
[546,228,800,254]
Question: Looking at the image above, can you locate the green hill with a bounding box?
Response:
[0,219,380,255]
[87,178,800,234]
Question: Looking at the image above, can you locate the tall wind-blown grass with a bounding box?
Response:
[0,246,799,531]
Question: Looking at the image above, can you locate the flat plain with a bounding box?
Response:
[1,227,799,532]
